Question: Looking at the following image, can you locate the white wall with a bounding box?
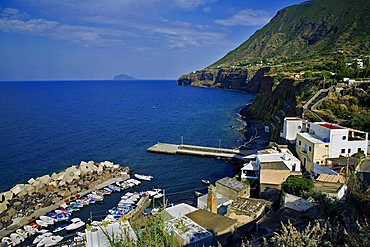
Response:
[281,119,304,141]
[310,123,331,140]
[329,129,349,157]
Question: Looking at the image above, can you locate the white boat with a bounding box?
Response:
[134,174,153,181]
[36,220,49,228]
[146,190,157,197]
[16,228,28,238]
[40,216,56,225]
[37,229,49,234]
[154,193,164,199]
[24,225,38,235]
[10,233,24,245]
[52,224,68,233]
[44,235,63,247]
[66,218,85,231]
[33,233,52,244]
[1,237,13,247]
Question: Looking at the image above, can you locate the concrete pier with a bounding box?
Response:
[147,143,250,160]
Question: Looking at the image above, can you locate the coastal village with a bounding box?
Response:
[0,86,369,247]
[0,0,370,247]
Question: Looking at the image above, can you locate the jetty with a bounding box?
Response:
[147,143,250,160]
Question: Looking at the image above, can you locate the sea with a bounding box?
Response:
[0,80,254,237]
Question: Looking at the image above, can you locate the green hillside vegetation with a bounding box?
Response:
[211,0,370,68]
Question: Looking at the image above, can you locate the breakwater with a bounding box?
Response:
[0,161,129,238]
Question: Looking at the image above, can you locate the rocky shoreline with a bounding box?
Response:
[0,161,129,238]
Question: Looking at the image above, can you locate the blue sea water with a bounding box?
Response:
[0,80,253,205]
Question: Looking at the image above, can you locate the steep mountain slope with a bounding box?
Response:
[178,0,370,140]
[212,0,370,67]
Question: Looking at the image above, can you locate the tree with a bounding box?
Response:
[281,176,314,198]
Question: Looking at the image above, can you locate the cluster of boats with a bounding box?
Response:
[103,188,164,223]
[1,175,155,247]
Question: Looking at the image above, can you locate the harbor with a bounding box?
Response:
[0,160,170,246]
[147,143,251,160]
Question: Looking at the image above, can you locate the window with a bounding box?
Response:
[348,148,351,154]
[308,146,312,152]
[325,145,329,148]
[342,136,347,140]
[298,125,302,129]
[298,141,302,146]
[341,149,345,154]
[358,148,362,153]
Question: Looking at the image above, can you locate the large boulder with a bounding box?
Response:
[0,202,7,214]
[38,175,51,184]
[51,172,59,181]
[10,184,24,196]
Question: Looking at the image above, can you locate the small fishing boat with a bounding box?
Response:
[24,225,38,235]
[69,202,83,208]
[33,232,52,245]
[56,212,71,221]
[36,220,49,228]
[80,197,90,206]
[88,192,104,202]
[37,229,49,234]
[134,174,153,181]
[15,229,28,238]
[154,193,164,199]
[96,189,110,196]
[194,191,202,197]
[201,179,211,185]
[52,224,68,233]
[47,212,57,219]
[146,190,157,197]
[10,233,24,245]
[108,184,121,192]
[44,235,63,247]
[40,216,56,225]
[1,237,13,247]
[66,218,85,231]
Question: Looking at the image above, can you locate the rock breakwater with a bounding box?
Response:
[0,161,129,234]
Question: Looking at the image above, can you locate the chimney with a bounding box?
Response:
[207,185,217,214]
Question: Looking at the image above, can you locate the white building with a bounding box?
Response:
[280,117,307,143]
[85,221,137,247]
[241,148,301,180]
[309,122,368,157]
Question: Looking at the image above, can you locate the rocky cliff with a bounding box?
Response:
[178,67,269,93]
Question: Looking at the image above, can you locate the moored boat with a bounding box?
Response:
[134,174,153,181]
[1,237,13,247]
[10,233,24,245]
[24,225,38,235]
[44,235,63,247]
[52,224,68,233]
[15,229,28,239]
[66,218,85,231]
[33,233,52,244]
[194,191,202,197]
[36,220,48,228]
[201,179,211,185]
[40,216,56,225]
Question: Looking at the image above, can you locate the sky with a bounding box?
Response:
[0,0,303,80]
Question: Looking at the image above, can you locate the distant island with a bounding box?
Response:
[113,74,136,80]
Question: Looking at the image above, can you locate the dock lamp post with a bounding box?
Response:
[181,136,184,145]
[218,139,221,149]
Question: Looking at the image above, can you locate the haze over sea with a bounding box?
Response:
[0,80,253,203]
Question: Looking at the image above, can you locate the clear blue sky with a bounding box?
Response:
[0,0,303,80]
